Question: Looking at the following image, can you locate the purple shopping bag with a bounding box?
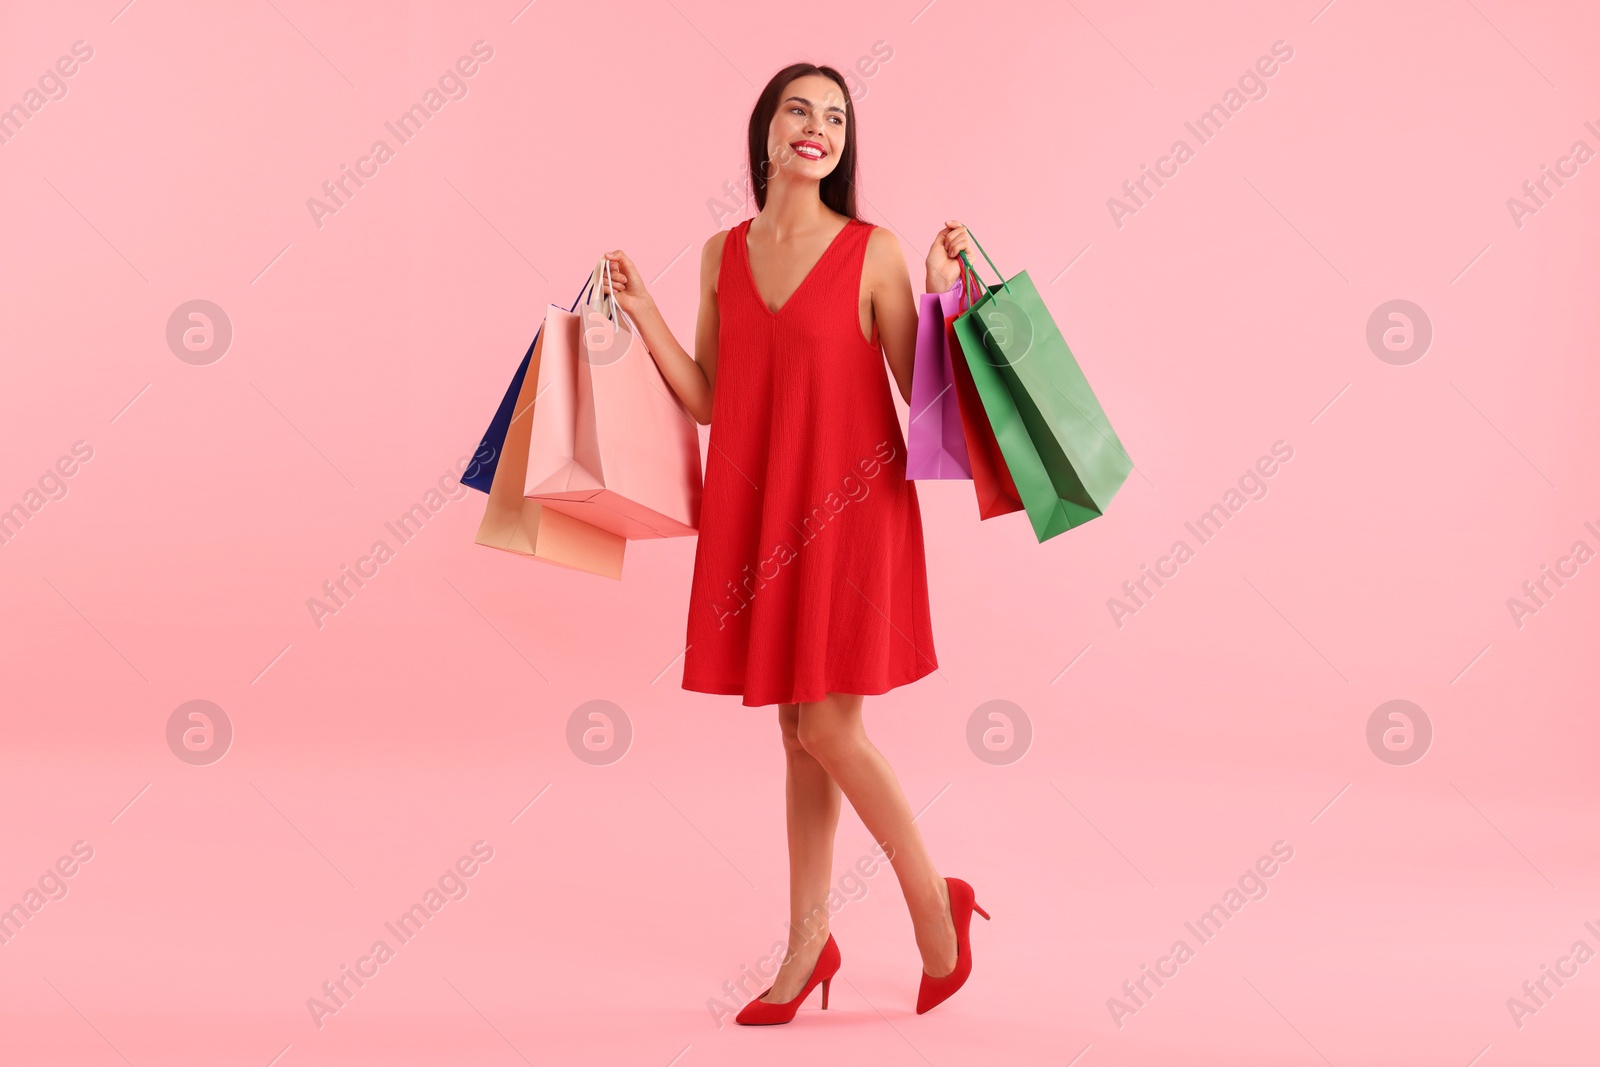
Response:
[906,279,973,479]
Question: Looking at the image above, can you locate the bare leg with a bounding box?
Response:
[759,702,845,1003]
[796,692,957,978]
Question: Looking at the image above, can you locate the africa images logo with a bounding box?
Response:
[305,41,494,230]
[1106,841,1295,1028]
[707,440,898,630]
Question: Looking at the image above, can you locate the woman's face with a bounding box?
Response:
[766,74,847,183]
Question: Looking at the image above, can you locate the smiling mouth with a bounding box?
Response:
[790,141,826,160]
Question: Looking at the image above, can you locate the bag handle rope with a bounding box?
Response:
[955,226,1008,299]
[578,255,639,331]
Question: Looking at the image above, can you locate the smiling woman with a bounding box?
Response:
[597,60,990,1024]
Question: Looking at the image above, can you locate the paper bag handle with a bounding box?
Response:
[956,227,1008,299]
[580,255,643,333]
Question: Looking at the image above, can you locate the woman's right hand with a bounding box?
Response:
[603,249,654,320]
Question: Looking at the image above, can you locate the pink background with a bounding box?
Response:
[2,0,1597,1064]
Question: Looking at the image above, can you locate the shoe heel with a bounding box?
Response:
[820,976,831,1010]
[973,900,991,921]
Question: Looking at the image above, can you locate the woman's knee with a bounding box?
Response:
[778,704,806,756]
[796,701,860,760]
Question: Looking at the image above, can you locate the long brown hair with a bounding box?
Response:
[747,63,859,218]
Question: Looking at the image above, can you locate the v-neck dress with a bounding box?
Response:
[681,215,938,707]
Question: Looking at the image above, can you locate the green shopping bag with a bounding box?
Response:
[951,231,1133,542]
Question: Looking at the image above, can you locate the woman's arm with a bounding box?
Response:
[604,235,726,425]
[868,220,976,406]
[867,227,918,406]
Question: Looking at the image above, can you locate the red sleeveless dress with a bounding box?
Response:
[681,216,938,707]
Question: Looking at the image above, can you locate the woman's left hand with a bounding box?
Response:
[925,220,973,293]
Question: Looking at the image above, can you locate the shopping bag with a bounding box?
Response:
[906,280,972,479]
[952,230,1133,542]
[464,278,591,494]
[942,258,1024,519]
[474,325,627,578]
[948,309,1025,519]
[525,257,703,539]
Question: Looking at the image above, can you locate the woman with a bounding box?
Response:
[602,62,988,1024]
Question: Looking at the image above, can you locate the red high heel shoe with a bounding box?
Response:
[916,877,990,1014]
[735,933,841,1025]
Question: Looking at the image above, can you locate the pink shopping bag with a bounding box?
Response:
[906,278,974,479]
[475,325,627,579]
[525,257,703,539]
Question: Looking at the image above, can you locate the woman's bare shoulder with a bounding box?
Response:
[701,228,733,291]
[862,222,904,281]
